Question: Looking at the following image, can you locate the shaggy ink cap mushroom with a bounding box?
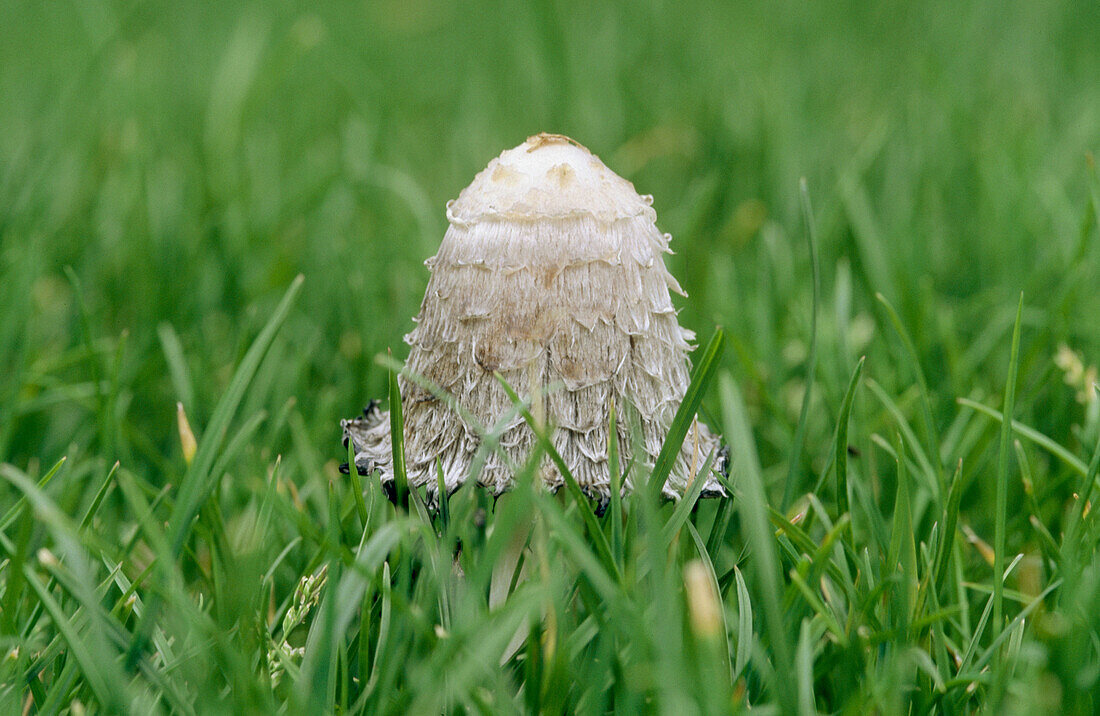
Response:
[341,133,728,510]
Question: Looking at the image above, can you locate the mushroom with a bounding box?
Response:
[341,133,727,510]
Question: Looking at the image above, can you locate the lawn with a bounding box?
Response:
[2,0,1100,712]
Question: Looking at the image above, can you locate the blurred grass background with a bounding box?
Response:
[3,0,1099,463]
[2,0,1100,711]
[3,0,1098,473]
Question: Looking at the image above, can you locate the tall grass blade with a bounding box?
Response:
[720,374,794,712]
[650,328,725,498]
[782,179,821,510]
[875,293,946,499]
[496,374,621,582]
[992,294,1023,642]
[157,323,197,413]
[166,274,303,557]
[886,432,917,624]
[957,397,1088,475]
[128,275,302,668]
[388,352,409,512]
[0,456,66,531]
[796,618,815,716]
[933,460,964,592]
[732,566,753,679]
[838,168,895,301]
[3,468,129,711]
[834,356,865,520]
[1062,399,1100,562]
[662,448,717,546]
[608,399,624,568]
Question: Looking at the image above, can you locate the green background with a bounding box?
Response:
[2,0,1100,712]
[3,1,1098,468]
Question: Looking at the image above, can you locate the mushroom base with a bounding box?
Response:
[339,400,729,513]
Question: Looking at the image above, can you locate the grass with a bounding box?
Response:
[2,0,1100,712]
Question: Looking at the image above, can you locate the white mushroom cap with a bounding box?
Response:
[343,133,727,508]
[447,134,656,225]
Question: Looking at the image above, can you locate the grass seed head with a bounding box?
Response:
[684,560,723,639]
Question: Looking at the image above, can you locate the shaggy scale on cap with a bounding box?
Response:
[341,133,727,507]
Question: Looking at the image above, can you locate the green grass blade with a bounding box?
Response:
[23,567,127,711]
[782,180,821,510]
[363,561,393,698]
[788,566,845,644]
[206,410,267,485]
[875,292,946,499]
[649,328,725,498]
[1062,399,1100,561]
[661,448,717,546]
[349,438,369,528]
[992,294,1023,643]
[834,356,866,520]
[608,399,624,567]
[0,455,66,532]
[838,166,895,301]
[866,379,937,492]
[959,398,1086,481]
[63,266,109,453]
[886,432,917,624]
[685,520,734,684]
[535,492,621,605]
[157,322,197,413]
[705,485,734,559]
[3,468,130,711]
[435,459,450,531]
[496,374,621,583]
[956,397,1089,475]
[933,459,964,593]
[973,579,1062,673]
[79,460,119,531]
[167,274,303,557]
[302,521,410,700]
[796,618,815,716]
[388,352,409,512]
[126,275,301,669]
[720,373,793,711]
[732,566,753,679]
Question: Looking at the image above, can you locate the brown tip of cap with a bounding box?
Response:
[525,133,589,152]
